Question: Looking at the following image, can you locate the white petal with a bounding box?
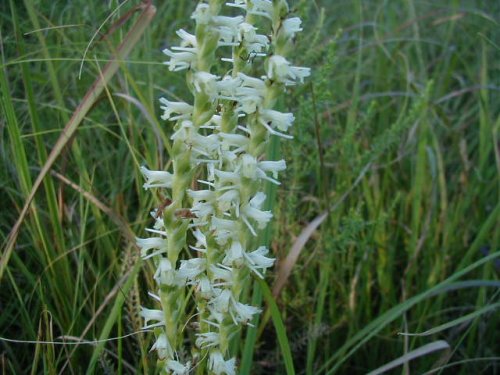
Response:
[260,109,295,132]
[244,246,275,277]
[159,98,193,121]
[249,192,267,208]
[222,240,244,266]
[154,258,180,286]
[209,351,236,375]
[166,359,191,375]
[191,3,210,24]
[241,154,258,179]
[258,159,286,175]
[192,72,219,99]
[231,299,261,323]
[282,17,303,38]
[140,166,173,189]
[178,258,206,280]
[195,332,220,348]
[209,289,232,313]
[151,333,174,360]
[140,307,164,328]
[136,237,167,258]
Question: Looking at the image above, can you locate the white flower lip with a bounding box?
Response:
[151,333,174,360]
[209,289,232,313]
[191,3,210,24]
[226,0,273,20]
[140,166,173,189]
[154,258,183,286]
[209,350,236,375]
[210,217,240,244]
[166,359,191,375]
[159,98,193,121]
[267,54,311,85]
[230,299,261,324]
[195,331,220,349]
[136,236,167,259]
[238,22,269,53]
[163,47,196,71]
[210,264,234,283]
[240,193,273,235]
[192,71,220,100]
[140,307,165,329]
[222,240,245,266]
[178,258,206,281]
[283,17,303,38]
[176,29,197,47]
[257,108,295,140]
[244,246,275,278]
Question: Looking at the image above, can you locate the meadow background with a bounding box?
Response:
[1,0,499,374]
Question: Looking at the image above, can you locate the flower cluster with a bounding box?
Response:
[136,1,309,373]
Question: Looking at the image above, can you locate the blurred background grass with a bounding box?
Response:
[0,0,499,374]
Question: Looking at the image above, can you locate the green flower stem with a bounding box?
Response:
[156,2,223,368]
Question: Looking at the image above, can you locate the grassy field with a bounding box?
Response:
[1,0,499,374]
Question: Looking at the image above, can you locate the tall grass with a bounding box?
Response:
[1,0,498,374]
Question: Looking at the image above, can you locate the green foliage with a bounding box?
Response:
[0,0,498,374]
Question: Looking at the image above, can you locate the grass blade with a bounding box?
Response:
[320,251,500,374]
[85,260,143,375]
[258,278,296,375]
[0,1,156,282]
[399,302,500,337]
[367,340,450,375]
[272,212,328,298]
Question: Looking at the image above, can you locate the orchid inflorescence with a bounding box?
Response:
[136,0,309,373]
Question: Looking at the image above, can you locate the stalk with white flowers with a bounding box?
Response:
[137,1,309,373]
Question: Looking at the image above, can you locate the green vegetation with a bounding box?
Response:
[1,0,498,373]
